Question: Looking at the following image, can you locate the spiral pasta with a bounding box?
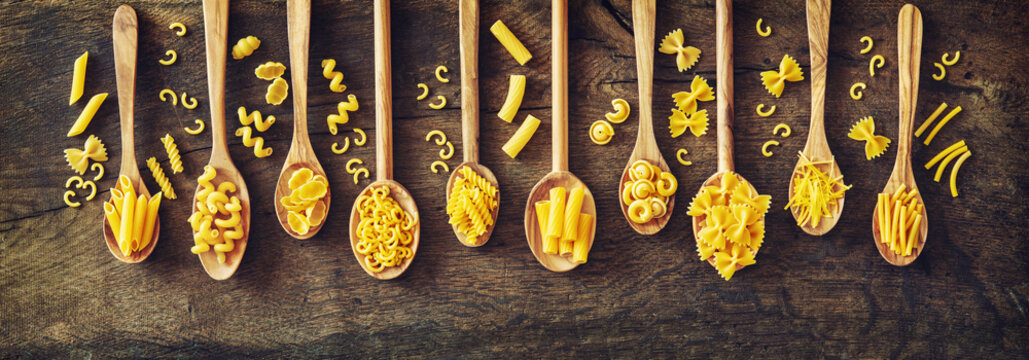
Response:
[64,135,108,175]
[321,59,347,93]
[235,126,273,158]
[327,94,359,135]
[447,166,498,246]
[160,134,184,173]
[231,36,260,60]
[189,166,243,264]
[266,77,289,105]
[761,55,804,98]
[621,160,676,224]
[354,185,417,273]
[146,157,177,200]
[237,106,275,132]
[672,75,714,115]
[255,62,286,80]
[658,29,702,72]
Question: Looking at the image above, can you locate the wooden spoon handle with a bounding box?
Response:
[112,5,138,176]
[551,0,568,172]
[202,0,229,156]
[895,4,922,176]
[287,0,311,146]
[459,0,478,164]
[804,0,830,154]
[715,0,734,172]
[631,0,657,157]
[374,0,393,181]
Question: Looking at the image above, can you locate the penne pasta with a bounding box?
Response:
[69,51,88,105]
[68,93,108,137]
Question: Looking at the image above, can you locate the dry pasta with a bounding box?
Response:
[68,93,108,137]
[91,162,104,181]
[761,140,779,157]
[847,116,891,160]
[331,138,350,154]
[869,55,885,76]
[435,65,450,83]
[235,126,273,158]
[688,172,770,280]
[658,29,702,72]
[69,51,88,105]
[279,168,329,235]
[425,130,447,145]
[773,123,791,138]
[108,174,162,255]
[850,82,866,100]
[266,77,289,105]
[762,55,804,98]
[923,106,962,146]
[353,185,417,272]
[676,148,692,166]
[158,50,177,65]
[64,190,81,207]
[501,114,540,158]
[428,95,447,109]
[327,94,359,135]
[949,151,971,197]
[353,168,369,184]
[669,109,709,138]
[159,89,178,106]
[430,160,449,174]
[64,135,108,175]
[915,102,948,137]
[231,36,260,60]
[440,141,454,160]
[490,20,532,65]
[321,59,346,93]
[672,75,714,115]
[255,62,286,80]
[589,120,614,145]
[933,146,967,182]
[184,119,205,135]
[876,186,923,256]
[353,128,367,146]
[785,152,851,227]
[189,166,242,264]
[535,187,594,262]
[755,104,775,117]
[621,160,676,224]
[161,134,184,173]
[942,51,960,66]
[146,157,177,199]
[932,62,946,81]
[237,106,276,132]
[755,18,772,37]
[859,36,873,54]
[345,158,363,174]
[180,92,198,109]
[925,140,966,170]
[169,22,187,36]
[605,99,630,124]
[416,83,429,100]
[497,75,526,122]
[447,166,499,246]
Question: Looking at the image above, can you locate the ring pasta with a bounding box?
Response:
[430,160,449,174]
[859,36,873,54]
[326,95,359,135]
[234,126,273,158]
[352,168,369,184]
[238,106,276,132]
[64,190,81,207]
[773,123,791,138]
[416,83,429,100]
[231,36,260,60]
[255,62,286,80]
[184,119,205,135]
[932,62,946,81]
[146,157,177,199]
[159,89,178,106]
[755,104,775,117]
[435,65,450,83]
[490,20,532,65]
[69,51,88,105]
[353,128,367,146]
[180,92,198,109]
[266,77,289,105]
[321,59,347,93]
[850,82,866,100]
[658,29,702,72]
[949,151,971,197]
[428,95,447,109]
[425,130,447,145]
[498,75,526,122]
[942,51,960,66]
[762,55,804,98]
[915,102,949,137]
[160,134,184,173]
[501,114,541,158]
[605,98,630,123]
[67,93,108,137]
[158,50,177,65]
[755,18,772,37]
[869,55,885,76]
[676,148,692,166]
[440,141,454,160]
[761,140,779,157]
[923,106,962,146]
[331,138,350,154]
[346,158,363,174]
[589,120,614,145]
[91,163,104,181]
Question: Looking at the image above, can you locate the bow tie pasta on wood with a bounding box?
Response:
[761,54,804,98]
[64,135,108,175]
[847,116,891,160]
[672,75,714,115]
[658,29,701,72]
[689,172,771,281]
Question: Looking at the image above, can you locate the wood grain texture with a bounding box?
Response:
[1,0,1028,357]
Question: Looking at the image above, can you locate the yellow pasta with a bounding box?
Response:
[501,114,541,158]
[869,55,885,76]
[185,119,205,135]
[622,160,675,224]
[761,55,804,98]
[543,187,566,254]
[490,20,532,65]
[847,116,891,160]
[64,190,80,207]
[231,36,260,60]
[658,29,702,72]
[916,102,948,137]
[785,152,851,227]
[942,51,960,66]
[589,120,614,145]
[435,65,450,83]
[676,148,692,166]
[252,62,285,81]
[498,75,526,123]
[266,77,289,105]
[428,95,447,109]
[169,22,187,36]
[425,130,447,145]
[180,92,198,109]
[755,18,772,37]
[859,36,873,54]
[669,109,708,138]
[118,181,135,255]
[140,193,161,251]
[280,168,329,235]
[158,50,177,65]
[146,157,177,200]
[447,166,499,245]
[416,83,429,100]
[321,59,346,93]
[877,187,923,256]
[562,187,584,243]
[332,138,351,154]
[104,202,120,240]
[345,159,363,174]
[160,134,184,173]
[67,93,108,137]
[353,168,369,184]
[761,140,779,157]
[430,160,450,174]
[933,146,967,182]
[66,175,84,190]
[353,128,367,146]
[440,141,454,160]
[571,213,594,264]
[932,62,946,81]
[236,106,275,132]
[925,140,967,170]
[605,98,630,124]
[949,151,971,197]
[923,106,962,146]
[91,162,104,181]
[673,75,715,115]
[64,135,108,175]
[755,104,775,117]
[131,192,147,250]
[81,181,97,200]
[159,89,178,106]
[850,82,866,100]
[327,94,359,135]
[689,172,770,280]
[189,166,243,263]
[773,123,791,138]
[353,185,417,272]
[235,126,273,158]
[69,51,88,105]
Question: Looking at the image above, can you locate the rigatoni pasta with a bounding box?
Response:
[534,186,594,263]
[501,114,541,158]
[490,20,532,65]
[498,75,526,123]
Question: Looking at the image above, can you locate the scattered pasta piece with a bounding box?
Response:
[353,185,416,272]
[158,50,177,65]
[64,190,81,207]
[68,93,108,137]
[859,36,873,54]
[932,62,946,81]
[184,119,205,135]
[159,89,178,106]
[146,157,177,200]
[428,95,447,109]
[345,159,363,174]
[353,128,367,146]
[876,187,923,256]
[672,75,715,114]
[923,106,962,146]
[188,166,238,263]
[266,77,289,105]
[589,120,614,145]
[81,181,97,201]
[280,168,329,235]
[91,162,105,181]
[430,160,450,174]
[761,140,779,157]
[847,116,891,160]
[331,138,350,154]
[535,186,594,262]
[66,176,84,190]
[321,59,346,93]
[689,172,770,280]
[932,146,967,182]
[416,83,429,100]
[785,152,851,227]
[761,55,804,98]
[915,102,948,137]
[169,22,187,36]
[755,18,772,37]
[435,65,450,83]
[180,92,198,109]
[755,104,775,117]
[925,140,966,170]
[161,134,184,173]
[425,130,447,145]
[501,114,541,158]
[490,20,532,65]
[69,51,88,105]
[676,149,692,166]
[64,135,108,175]
[440,141,454,160]
[447,166,499,245]
[773,123,791,138]
[235,126,273,158]
[850,82,866,100]
[942,51,960,66]
[231,36,260,60]
[658,29,702,72]
[669,109,709,138]
[949,151,971,197]
[869,55,885,77]
[352,168,369,184]
[255,62,286,80]
[605,98,630,123]
[326,94,358,135]
[497,75,526,122]
[621,160,676,224]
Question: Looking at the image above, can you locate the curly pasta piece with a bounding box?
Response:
[755,18,771,37]
[949,151,971,197]
[64,135,108,175]
[932,62,946,81]
[416,83,429,100]
[353,168,369,184]
[859,36,873,54]
[160,134,184,173]
[332,138,350,154]
[447,166,499,245]
[68,93,108,137]
[773,123,791,138]
[255,62,286,80]
[430,160,450,174]
[589,120,614,145]
[158,50,177,65]
[353,128,367,146]
[185,119,205,135]
[91,162,105,181]
[234,126,273,158]
[435,65,450,83]
[605,99,630,123]
[490,20,532,65]
[761,141,779,157]
[847,116,890,160]
[327,94,359,135]
[159,89,178,106]
[169,22,187,36]
[346,159,363,174]
[869,55,885,76]
[64,190,81,207]
[69,51,88,105]
[669,109,709,138]
[850,82,866,100]
[658,29,701,72]
[428,95,447,109]
[756,104,775,117]
[761,55,804,98]
[498,75,526,122]
[146,157,177,200]
[231,36,260,60]
[321,59,346,93]
[942,51,960,66]
[237,106,275,132]
[266,77,289,105]
[181,92,198,109]
[425,130,447,145]
[440,141,454,160]
[672,75,715,115]
[676,148,692,166]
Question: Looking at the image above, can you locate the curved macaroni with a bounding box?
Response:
[66,176,84,189]
[501,114,540,158]
[159,89,178,106]
[266,77,289,105]
[942,51,960,66]
[353,185,416,272]
[490,20,532,65]
[430,160,450,174]
[68,93,108,137]
[416,83,429,100]
[932,62,946,81]
[761,140,779,157]
[64,135,108,175]
[428,95,447,109]
[755,104,775,117]
[589,120,614,145]
[321,59,346,93]
[231,36,260,60]
[497,75,526,122]
[160,134,184,173]
[81,180,97,201]
[146,157,177,199]
[64,190,81,207]
[773,123,791,138]
[949,151,971,197]
[605,98,630,123]
[850,82,866,100]
[234,126,273,158]
[869,55,885,77]
[237,106,275,132]
[91,162,104,181]
[761,55,804,98]
[169,22,187,36]
[352,168,369,184]
[859,36,873,54]
[185,119,205,135]
[180,92,198,109]
[345,158,363,174]
[331,138,350,154]
[255,62,286,80]
[658,29,702,72]
[447,166,498,245]
[69,51,88,105]
[327,94,359,135]
[353,128,367,146]
[425,130,447,145]
[847,116,890,160]
[923,106,962,146]
[440,141,454,160]
[158,50,177,65]
[676,148,692,166]
[435,65,450,83]
[755,18,772,37]
[669,109,709,138]
[672,75,715,114]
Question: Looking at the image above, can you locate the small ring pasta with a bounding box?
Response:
[425,130,447,145]
[346,158,364,174]
[90,163,104,181]
[332,138,351,154]
[159,89,178,106]
[756,104,775,117]
[932,62,946,81]
[169,22,187,36]
[353,168,369,184]
[859,36,873,54]
[66,176,84,189]
[430,160,449,174]
[440,141,454,160]
[184,119,205,134]
[676,148,692,166]
[158,50,177,65]
[589,120,614,145]
[869,55,885,77]
[181,92,198,109]
[761,140,780,157]
[605,99,630,123]
[428,95,447,109]
[755,18,772,37]
[942,51,960,66]
[850,82,866,100]
[353,128,367,146]
[81,180,97,200]
[773,123,791,138]
[435,65,450,83]
[64,190,81,208]
[416,83,429,100]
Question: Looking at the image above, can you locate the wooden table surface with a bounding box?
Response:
[2,0,1027,357]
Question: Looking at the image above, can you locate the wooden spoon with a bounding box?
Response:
[192,0,252,280]
[872,4,927,266]
[523,0,597,272]
[787,0,845,235]
[446,0,500,247]
[104,4,159,263]
[349,0,421,280]
[617,0,673,235]
[274,0,330,239]
[690,0,764,270]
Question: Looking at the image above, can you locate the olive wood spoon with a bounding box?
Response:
[523,0,597,272]
[104,4,159,263]
[872,4,927,266]
[618,0,673,235]
[788,0,845,235]
[192,0,252,280]
[274,0,330,239]
[447,0,500,247]
[690,0,764,270]
[349,0,421,280]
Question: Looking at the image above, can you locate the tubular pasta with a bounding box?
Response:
[425,130,447,145]
[923,106,962,146]
[755,104,775,117]
[266,77,289,105]
[352,168,369,184]
[440,141,454,160]
[321,59,346,93]
[605,99,630,124]
[850,82,866,100]
[847,116,891,160]
[158,50,177,65]
[435,65,450,83]
[490,20,532,65]
[255,62,286,80]
[81,181,97,200]
[761,140,779,157]
[755,19,772,37]
[235,126,273,158]
[159,89,178,106]
[185,119,205,135]
[773,123,791,138]
[859,36,873,54]
[501,114,540,158]
[68,93,108,137]
[949,151,971,197]
[761,55,804,98]
[64,135,108,175]
[181,92,198,109]
[672,75,714,114]
[327,95,359,135]
[169,22,187,36]
[69,51,87,105]
[416,83,429,100]
[332,138,350,154]
[91,163,104,181]
[925,140,966,170]
[161,134,184,173]
[932,62,946,81]
[428,95,447,109]
[572,214,593,264]
[942,51,960,66]
[66,176,83,189]
[669,109,708,138]
[869,55,885,77]
[933,146,967,182]
[146,157,177,200]
[543,187,566,254]
[345,158,363,174]
[353,128,367,146]
[916,102,948,137]
[430,160,449,174]
[498,75,526,122]
[237,106,275,132]
[589,120,614,145]
[676,148,692,166]
[658,29,702,72]
[232,36,260,60]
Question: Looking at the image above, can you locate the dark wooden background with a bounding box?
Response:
[2,0,1027,358]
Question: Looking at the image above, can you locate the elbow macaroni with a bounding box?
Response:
[434,65,450,83]
[158,50,177,65]
[184,119,205,135]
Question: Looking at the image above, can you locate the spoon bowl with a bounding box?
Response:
[524,172,596,272]
[350,180,420,280]
[446,162,500,247]
[788,159,844,235]
[192,165,251,279]
[692,171,758,268]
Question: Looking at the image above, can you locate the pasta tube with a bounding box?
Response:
[534,200,550,244]
[119,187,135,256]
[561,187,584,242]
[140,193,161,251]
[572,213,594,264]
[131,193,147,251]
[104,202,120,241]
[68,93,108,137]
[501,115,541,158]
[69,51,88,105]
[544,187,566,254]
[490,20,532,65]
[498,75,526,123]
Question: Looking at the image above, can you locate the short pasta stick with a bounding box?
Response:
[430,160,450,174]
[932,62,946,81]
[69,51,88,105]
[755,18,772,37]
[923,106,962,146]
[428,95,447,109]
[184,119,205,135]
[859,36,873,54]
[755,104,775,117]
[158,50,177,65]
[68,93,108,137]
[104,202,120,240]
[942,51,960,66]
[773,123,791,138]
[501,114,541,158]
[949,151,971,197]
[498,75,526,122]
[571,213,594,264]
[869,55,885,77]
[159,89,178,106]
[181,92,198,109]
[915,103,948,137]
[131,193,147,250]
[435,65,450,83]
[140,193,161,251]
[117,187,134,254]
[850,82,866,100]
[933,146,967,182]
[169,22,187,36]
[440,141,454,160]
[925,140,966,170]
[490,20,532,65]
